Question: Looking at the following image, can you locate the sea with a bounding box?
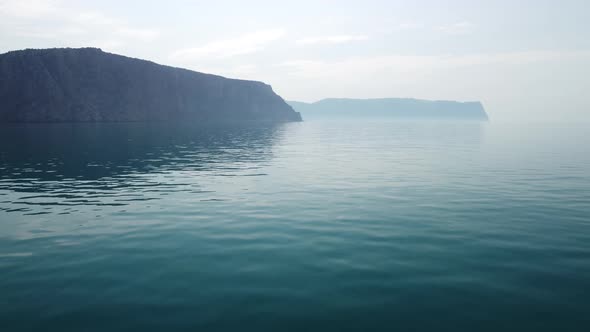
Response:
[0,119,589,331]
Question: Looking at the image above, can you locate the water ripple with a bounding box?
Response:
[0,121,589,330]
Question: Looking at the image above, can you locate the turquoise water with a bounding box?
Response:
[1,120,589,331]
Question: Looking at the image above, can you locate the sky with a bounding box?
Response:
[0,0,589,121]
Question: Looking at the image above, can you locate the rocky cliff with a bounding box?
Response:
[289,98,488,120]
[0,48,301,123]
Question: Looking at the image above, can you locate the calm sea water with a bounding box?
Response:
[1,119,589,331]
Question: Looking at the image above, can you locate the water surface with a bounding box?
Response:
[1,120,589,331]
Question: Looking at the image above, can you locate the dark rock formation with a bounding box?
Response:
[288,98,488,120]
[0,48,301,123]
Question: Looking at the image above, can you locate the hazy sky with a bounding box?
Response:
[1,0,589,121]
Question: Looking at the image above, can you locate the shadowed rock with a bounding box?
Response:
[0,48,301,123]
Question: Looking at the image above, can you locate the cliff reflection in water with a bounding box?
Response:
[0,122,288,215]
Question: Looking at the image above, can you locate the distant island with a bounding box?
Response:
[0,48,301,123]
[288,98,488,120]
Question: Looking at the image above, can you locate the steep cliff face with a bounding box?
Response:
[288,98,488,120]
[0,48,301,123]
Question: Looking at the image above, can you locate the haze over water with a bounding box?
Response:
[1,119,589,331]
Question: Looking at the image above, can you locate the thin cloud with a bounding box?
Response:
[436,21,474,34]
[0,0,58,18]
[170,29,286,61]
[397,22,423,30]
[296,35,368,45]
[277,50,590,78]
[0,0,160,51]
[116,27,160,42]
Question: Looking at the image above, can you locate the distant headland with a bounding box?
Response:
[0,48,301,123]
[288,98,488,120]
